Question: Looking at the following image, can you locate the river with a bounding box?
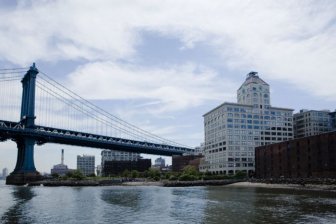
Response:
[0,180,335,224]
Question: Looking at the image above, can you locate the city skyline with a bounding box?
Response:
[0,0,335,173]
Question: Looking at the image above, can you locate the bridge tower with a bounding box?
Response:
[6,63,42,185]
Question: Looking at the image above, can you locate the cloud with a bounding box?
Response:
[66,61,236,113]
[0,0,335,101]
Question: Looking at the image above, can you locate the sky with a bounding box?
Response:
[0,0,335,174]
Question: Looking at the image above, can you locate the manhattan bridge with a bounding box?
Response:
[0,64,193,185]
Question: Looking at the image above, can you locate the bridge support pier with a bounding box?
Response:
[6,63,41,185]
[6,138,41,185]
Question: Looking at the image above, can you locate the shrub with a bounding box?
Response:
[66,170,85,180]
[122,170,130,178]
[142,170,149,178]
[51,173,60,179]
[182,165,198,176]
[169,175,178,181]
[202,174,230,180]
[178,174,197,181]
[131,170,139,178]
[234,171,247,179]
[148,168,160,179]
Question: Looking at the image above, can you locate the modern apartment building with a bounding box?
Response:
[293,109,332,138]
[199,72,294,175]
[77,155,95,176]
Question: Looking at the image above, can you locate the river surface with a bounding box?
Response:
[0,180,336,224]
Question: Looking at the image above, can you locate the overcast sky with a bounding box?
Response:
[0,0,335,173]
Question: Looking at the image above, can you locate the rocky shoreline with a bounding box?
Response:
[162,179,243,187]
[28,179,123,187]
[28,178,244,187]
[26,178,336,191]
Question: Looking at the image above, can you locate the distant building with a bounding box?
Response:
[51,149,71,176]
[294,109,331,138]
[330,110,336,131]
[96,165,102,176]
[101,150,140,170]
[2,168,8,178]
[102,159,151,176]
[194,143,205,155]
[172,155,203,172]
[154,157,165,169]
[101,150,141,175]
[77,155,95,176]
[255,131,336,178]
[200,72,294,175]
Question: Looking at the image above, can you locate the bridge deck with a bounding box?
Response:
[0,120,193,156]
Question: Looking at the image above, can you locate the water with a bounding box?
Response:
[0,180,336,224]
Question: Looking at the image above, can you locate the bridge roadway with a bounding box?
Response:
[0,120,192,156]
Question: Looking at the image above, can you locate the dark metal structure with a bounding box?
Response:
[0,64,193,185]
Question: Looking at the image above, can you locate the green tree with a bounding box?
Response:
[148,168,160,180]
[178,174,197,181]
[87,173,96,178]
[142,170,149,178]
[131,170,139,178]
[182,165,199,176]
[122,169,130,178]
[66,170,85,180]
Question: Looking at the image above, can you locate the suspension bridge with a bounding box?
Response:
[0,64,193,185]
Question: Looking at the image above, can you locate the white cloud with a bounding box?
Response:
[0,0,334,102]
[67,61,236,113]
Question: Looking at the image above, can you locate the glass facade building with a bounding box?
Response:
[200,72,294,175]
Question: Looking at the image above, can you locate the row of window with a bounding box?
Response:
[227,118,291,124]
[205,107,292,121]
[206,122,293,133]
[205,137,292,149]
[206,113,292,124]
[207,148,255,155]
[206,163,254,168]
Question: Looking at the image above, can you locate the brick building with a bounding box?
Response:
[255,131,336,178]
[172,155,203,172]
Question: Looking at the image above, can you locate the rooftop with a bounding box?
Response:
[238,71,269,90]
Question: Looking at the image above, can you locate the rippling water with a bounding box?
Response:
[0,180,336,224]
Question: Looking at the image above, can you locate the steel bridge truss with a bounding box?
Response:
[0,120,191,156]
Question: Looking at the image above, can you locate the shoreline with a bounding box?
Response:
[20,178,336,191]
[227,181,336,191]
